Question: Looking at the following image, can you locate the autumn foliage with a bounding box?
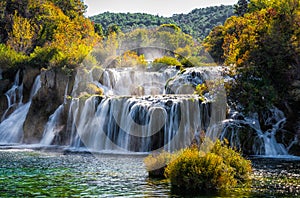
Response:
[0,0,99,70]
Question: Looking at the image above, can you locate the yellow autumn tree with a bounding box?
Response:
[7,11,36,54]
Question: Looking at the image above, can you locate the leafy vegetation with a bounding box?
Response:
[91,24,215,69]
[89,5,235,40]
[153,56,182,68]
[0,0,99,70]
[204,0,300,112]
[144,140,252,195]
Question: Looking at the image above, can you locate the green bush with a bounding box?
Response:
[0,44,27,69]
[28,46,59,68]
[164,147,237,194]
[153,56,182,68]
[153,140,252,195]
[210,140,252,183]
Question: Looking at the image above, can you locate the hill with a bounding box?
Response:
[89,5,235,40]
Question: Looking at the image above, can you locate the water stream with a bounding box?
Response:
[0,75,41,143]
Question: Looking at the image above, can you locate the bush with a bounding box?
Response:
[144,151,172,178]
[164,147,237,194]
[28,46,59,68]
[153,56,182,68]
[210,140,252,183]
[0,44,27,69]
[148,140,253,195]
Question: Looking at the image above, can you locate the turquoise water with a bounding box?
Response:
[0,149,300,197]
[0,149,170,197]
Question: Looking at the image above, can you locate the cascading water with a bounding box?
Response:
[70,95,209,152]
[39,104,64,145]
[0,65,293,156]
[221,107,289,156]
[1,70,23,121]
[63,66,223,153]
[0,75,41,144]
[101,67,178,95]
[40,82,69,145]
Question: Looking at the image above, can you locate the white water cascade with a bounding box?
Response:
[100,67,178,95]
[64,66,223,152]
[221,107,288,156]
[0,75,41,144]
[69,95,210,152]
[1,70,23,121]
[0,66,294,156]
[40,82,69,145]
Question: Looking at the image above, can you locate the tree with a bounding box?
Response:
[6,11,36,54]
[234,0,249,16]
[203,26,225,64]
[94,23,104,37]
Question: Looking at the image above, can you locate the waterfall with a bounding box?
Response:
[70,95,209,152]
[1,70,23,121]
[0,75,41,144]
[63,66,226,152]
[40,82,69,145]
[221,107,288,156]
[101,67,178,95]
[39,104,64,145]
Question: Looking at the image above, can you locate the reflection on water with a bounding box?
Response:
[0,149,170,197]
[0,149,299,197]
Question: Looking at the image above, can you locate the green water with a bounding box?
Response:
[0,149,169,197]
[0,149,299,197]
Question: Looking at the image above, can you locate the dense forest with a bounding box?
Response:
[0,0,99,72]
[89,5,235,40]
[204,0,300,113]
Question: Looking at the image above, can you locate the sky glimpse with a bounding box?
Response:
[84,0,237,17]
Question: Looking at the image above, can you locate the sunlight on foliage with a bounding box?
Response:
[144,140,252,194]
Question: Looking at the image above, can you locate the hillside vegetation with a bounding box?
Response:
[204,0,300,112]
[89,5,235,40]
[0,0,99,71]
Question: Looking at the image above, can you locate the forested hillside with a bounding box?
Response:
[204,0,300,112]
[89,5,234,39]
[0,0,99,71]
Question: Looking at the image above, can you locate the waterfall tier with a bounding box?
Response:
[67,95,211,152]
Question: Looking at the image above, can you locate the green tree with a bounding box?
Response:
[234,0,249,16]
[203,26,225,64]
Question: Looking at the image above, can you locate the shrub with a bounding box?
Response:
[86,83,103,95]
[153,56,182,68]
[156,140,253,195]
[210,140,252,183]
[144,151,172,178]
[0,44,27,69]
[164,147,237,194]
[28,46,59,68]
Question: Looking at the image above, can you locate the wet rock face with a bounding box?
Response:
[0,80,10,118]
[23,69,74,144]
[165,67,222,94]
[0,69,16,119]
[22,67,40,102]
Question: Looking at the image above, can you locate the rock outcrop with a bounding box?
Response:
[23,68,75,144]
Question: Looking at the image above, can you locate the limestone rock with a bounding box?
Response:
[23,69,75,144]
